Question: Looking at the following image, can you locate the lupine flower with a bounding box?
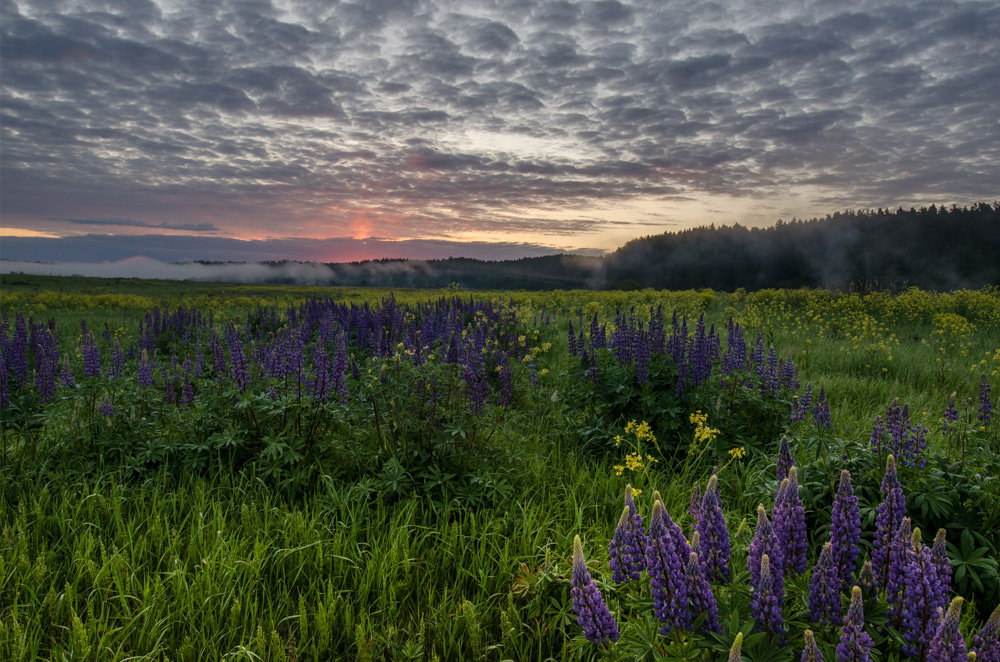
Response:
[802,630,825,662]
[830,470,861,588]
[749,504,784,603]
[728,632,743,662]
[751,554,785,641]
[60,355,75,389]
[570,535,620,644]
[927,597,967,662]
[873,455,906,590]
[837,587,874,662]
[813,386,832,428]
[646,500,689,633]
[609,485,645,583]
[685,550,721,633]
[777,436,794,481]
[98,396,114,418]
[696,474,731,582]
[931,529,952,597]
[942,393,959,436]
[980,374,993,427]
[902,527,949,658]
[137,349,154,387]
[0,352,8,410]
[972,605,1000,662]
[689,483,702,523]
[774,467,808,575]
[81,331,101,378]
[887,517,913,623]
[810,542,843,626]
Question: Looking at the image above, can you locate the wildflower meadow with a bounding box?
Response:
[1,275,998,660]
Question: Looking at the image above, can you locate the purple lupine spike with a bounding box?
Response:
[902,528,946,659]
[646,500,689,634]
[137,349,154,387]
[689,483,702,524]
[887,516,913,623]
[0,351,8,410]
[813,386,832,428]
[810,542,843,627]
[98,396,114,418]
[311,344,332,402]
[609,485,645,583]
[685,551,721,633]
[751,554,785,641]
[774,467,808,575]
[179,359,195,407]
[60,355,75,389]
[972,605,1000,662]
[837,587,874,662]
[81,330,101,378]
[830,470,861,588]
[802,630,825,662]
[696,474,731,582]
[873,455,906,590]
[942,393,959,436]
[980,374,993,427]
[570,535,620,644]
[926,597,967,662]
[567,321,578,357]
[749,504,785,603]
[777,436,794,481]
[931,529,952,597]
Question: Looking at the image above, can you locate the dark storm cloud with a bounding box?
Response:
[1,0,998,262]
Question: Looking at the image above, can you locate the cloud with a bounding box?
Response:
[0,233,602,264]
[53,218,219,232]
[0,0,997,249]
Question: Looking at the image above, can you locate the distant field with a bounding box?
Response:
[2,275,998,661]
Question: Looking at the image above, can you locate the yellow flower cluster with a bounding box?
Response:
[624,419,656,443]
[689,410,719,444]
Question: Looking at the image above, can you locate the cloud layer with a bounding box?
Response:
[2,0,998,260]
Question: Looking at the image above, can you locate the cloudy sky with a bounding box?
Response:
[2,0,998,263]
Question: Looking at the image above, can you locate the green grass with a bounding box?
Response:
[2,275,998,660]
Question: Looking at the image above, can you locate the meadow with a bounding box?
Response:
[1,275,998,661]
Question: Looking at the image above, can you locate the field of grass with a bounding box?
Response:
[1,275,998,661]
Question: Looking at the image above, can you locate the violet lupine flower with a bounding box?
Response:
[873,455,907,590]
[777,436,794,481]
[972,605,1000,662]
[81,331,101,378]
[137,350,154,387]
[903,528,950,659]
[60,355,75,389]
[942,393,959,436]
[980,374,993,427]
[570,535,620,644]
[749,504,785,604]
[830,470,861,588]
[887,517,913,624]
[225,327,251,393]
[646,500,689,634]
[179,360,195,407]
[813,386,832,428]
[926,597,967,662]
[751,554,785,641]
[311,345,332,402]
[0,352,8,410]
[685,551,721,633]
[98,396,114,418]
[689,483,703,524]
[809,542,843,627]
[34,331,58,404]
[836,587,874,662]
[802,630,825,662]
[609,485,645,583]
[696,474,731,582]
[931,529,952,597]
[774,467,808,575]
[108,338,125,380]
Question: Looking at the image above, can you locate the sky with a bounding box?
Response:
[2,0,998,264]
